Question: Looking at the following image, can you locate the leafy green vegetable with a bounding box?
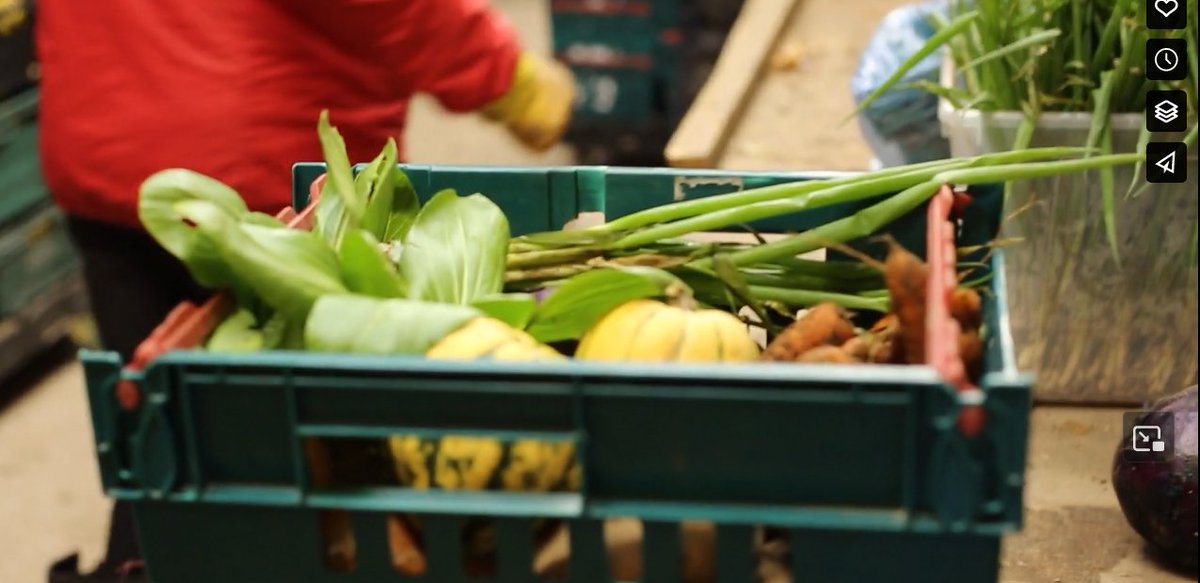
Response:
[206,306,302,352]
[259,311,295,350]
[399,189,510,305]
[525,267,680,343]
[381,161,422,243]
[305,295,479,354]
[175,199,347,320]
[339,229,406,298]
[713,253,781,336]
[205,308,265,352]
[354,138,398,240]
[471,293,537,329]
[315,110,364,249]
[138,169,250,292]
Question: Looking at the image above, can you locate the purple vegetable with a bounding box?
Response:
[532,287,554,304]
[1112,385,1198,572]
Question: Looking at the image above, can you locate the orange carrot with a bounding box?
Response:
[305,439,358,571]
[958,329,984,382]
[882,239,928,365]
[761,302,856,362]
[866,313,900,364]
[388,515,428,576]
[949,287,982,331]
[798,345,857,364]
[841,336,869,362]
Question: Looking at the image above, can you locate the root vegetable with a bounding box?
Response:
[760,303,855,362]
[865,313,900,364]
[842,336,869,361]
[950,287,982,331]
[386,515,427,576]
[1112,385,1198,572]
[797,345,856,364]
[882,240,929,365]
[958,329,984,382]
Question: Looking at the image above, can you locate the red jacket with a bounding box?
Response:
[35,0,521,229]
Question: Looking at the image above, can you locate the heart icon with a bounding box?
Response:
[1155,0,1179,18]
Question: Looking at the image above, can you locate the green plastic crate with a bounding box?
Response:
[551,0,684,124]
[0,271,88,382]
[570,65,658,120]
[80,164,1032,583]
[551,0,678,57]
[0,88,49,225]
[0,200,80,317]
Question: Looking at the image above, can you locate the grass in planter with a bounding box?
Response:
[853,0,1197,237]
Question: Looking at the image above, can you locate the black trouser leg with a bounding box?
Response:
[65,216,211,360]
[55,215,211,578]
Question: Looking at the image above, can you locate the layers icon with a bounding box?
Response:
[1154,99,1180,125]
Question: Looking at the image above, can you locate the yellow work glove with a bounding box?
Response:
[0,0,29,36]
[481,51,576,152]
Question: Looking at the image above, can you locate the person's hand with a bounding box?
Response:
[481,51,576,152]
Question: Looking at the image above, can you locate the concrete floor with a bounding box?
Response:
[999,408,1193,583]
[721,0,899,172]
[1,1,1195,582]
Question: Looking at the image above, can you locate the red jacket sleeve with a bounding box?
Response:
[289,0,523,113]
[398,0,523,112]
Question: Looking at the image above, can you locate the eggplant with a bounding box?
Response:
[1112,384,1198,572]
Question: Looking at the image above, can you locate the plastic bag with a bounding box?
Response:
[850,1,951,167]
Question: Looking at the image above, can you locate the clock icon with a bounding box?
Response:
[1147,39,1188,80]
[1156,48,1179,72]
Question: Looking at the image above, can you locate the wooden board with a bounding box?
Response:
[664,0,802,169]
[691,0,914,172]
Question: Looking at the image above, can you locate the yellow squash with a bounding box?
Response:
[576,298,761,362]
[378,317,579,572]
[388,316,577,492]
[425,316,564,362]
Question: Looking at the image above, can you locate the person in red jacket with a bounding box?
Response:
[34,1,573,581]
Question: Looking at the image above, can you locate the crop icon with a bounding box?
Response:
[1124,411,1177,462]
[1132,425,1166,452]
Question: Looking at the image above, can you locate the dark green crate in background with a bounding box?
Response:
[570,65,658,121]
[551,1,743,165]
[552,0,679,123]
[0,85,90,383]
[0,200,80,318]
[0,88,81,319]
[0,88,47,225]
[78,162,1032,583]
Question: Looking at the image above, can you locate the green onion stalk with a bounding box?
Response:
[504,150,1144,312]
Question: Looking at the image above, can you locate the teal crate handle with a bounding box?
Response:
[928,425,984,531]
[80,351,138,490]
[131,392,180,498]
[926,383,1027,530]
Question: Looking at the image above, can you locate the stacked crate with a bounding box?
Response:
[552,1,682,121]
[0,87,89,382]
[551,0,740,165]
